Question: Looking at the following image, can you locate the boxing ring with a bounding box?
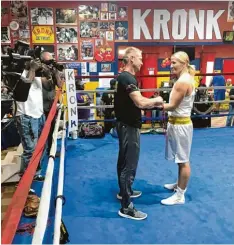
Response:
[1,72,234,244]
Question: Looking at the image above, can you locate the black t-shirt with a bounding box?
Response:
[114,71,141,128]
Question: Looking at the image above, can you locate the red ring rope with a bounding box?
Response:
[1,90,61,244]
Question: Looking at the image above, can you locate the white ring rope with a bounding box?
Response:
[76,85,234,93]
[53,108,67,245]
[32,107,62,245]
[77,100,234,109]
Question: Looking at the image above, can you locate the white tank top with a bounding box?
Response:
[168,73,195,118]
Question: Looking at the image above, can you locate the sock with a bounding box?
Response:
[177,186,186,197]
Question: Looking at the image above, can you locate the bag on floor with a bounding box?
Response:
[60,219,70,244]
[24,194,40,217]
[79,123,105,138]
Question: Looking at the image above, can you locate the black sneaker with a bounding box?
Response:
[118,202,147,220]
[33,175,45,182]
[117,190,142,200]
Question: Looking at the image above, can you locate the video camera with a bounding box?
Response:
[1,41,33,103]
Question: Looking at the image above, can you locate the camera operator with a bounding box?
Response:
[40,51,63,155]
[15,56,53,180]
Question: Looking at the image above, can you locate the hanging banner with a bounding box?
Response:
[32,26,54,43]
[65,69,78,133]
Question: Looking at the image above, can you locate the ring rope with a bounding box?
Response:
[32,106,63,245]
[77,100,234,109]
[75,72,234,79]
[76,85,234,94]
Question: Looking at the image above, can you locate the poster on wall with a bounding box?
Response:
[80,22,99,38]
[18,17,29,29]
[106,31,114,41]
[33,45,55,58]
[56,9,77,25]
[78,5,100,20]
[66,63,81,77]
[118,7,128,20]
[115,21,128,41]
[57,44,78,61]
[109,2,117,12]
[56,27,78,43]
[109,13,116,21]
[101,63,111,72]
[81,40,94,60]
[1,7,9,26]
[100,12,108,21]
[89,62,97,72]
[101,3,108,12]
[31,8,53,25]
[1,27,11,43]
[19,29,30,43]
[227,1,234,22]
[94,42,114,62]
[32,26,55,43]
[10,1,28,18]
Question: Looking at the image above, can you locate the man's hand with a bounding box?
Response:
[153,96,164,106]
[30,58,42,71]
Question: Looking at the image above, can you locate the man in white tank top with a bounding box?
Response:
[160,51,196,205]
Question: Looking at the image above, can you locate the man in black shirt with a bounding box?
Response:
[114,47,163,220]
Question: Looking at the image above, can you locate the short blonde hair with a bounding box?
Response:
[122,47,142,65]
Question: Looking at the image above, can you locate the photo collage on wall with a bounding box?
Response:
[1,2,129,63]
[1,1,30,54]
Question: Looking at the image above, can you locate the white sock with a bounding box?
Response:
[177,186,186,197]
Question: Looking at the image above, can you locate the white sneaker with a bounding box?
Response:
[161,191,185,205]
[164,182,177,191]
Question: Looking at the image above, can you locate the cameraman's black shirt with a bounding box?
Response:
[114,71,141,128]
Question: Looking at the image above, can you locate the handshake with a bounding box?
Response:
[152,96,164,110]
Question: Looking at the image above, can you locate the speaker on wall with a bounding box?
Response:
[173,46,195,61]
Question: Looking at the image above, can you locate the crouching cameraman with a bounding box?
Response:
[15,56,55,179]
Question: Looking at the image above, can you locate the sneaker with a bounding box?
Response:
[164,182,177,191]
[29,188,36,195]
[161,191,185,205]
[33,175,45,182]
[117,190,142,200]
[118,202,147,220]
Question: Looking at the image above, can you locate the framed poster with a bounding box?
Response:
[57,44,78,61]
[56,9,77,25]
[31,8,53,25]
[56,27,78,43]
[32,26,55,43]
[1,27,11,43]
[227,1,234,22]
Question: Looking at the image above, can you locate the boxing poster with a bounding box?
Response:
[55,8,77,25]
[31,8,53,25]
[57,44,78,61]
[115,21,128,41]
[227,1,234,22]
[56,27,78,43]
[78,5,100,20]
[32,26,55,43]
[81,39,94,60]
